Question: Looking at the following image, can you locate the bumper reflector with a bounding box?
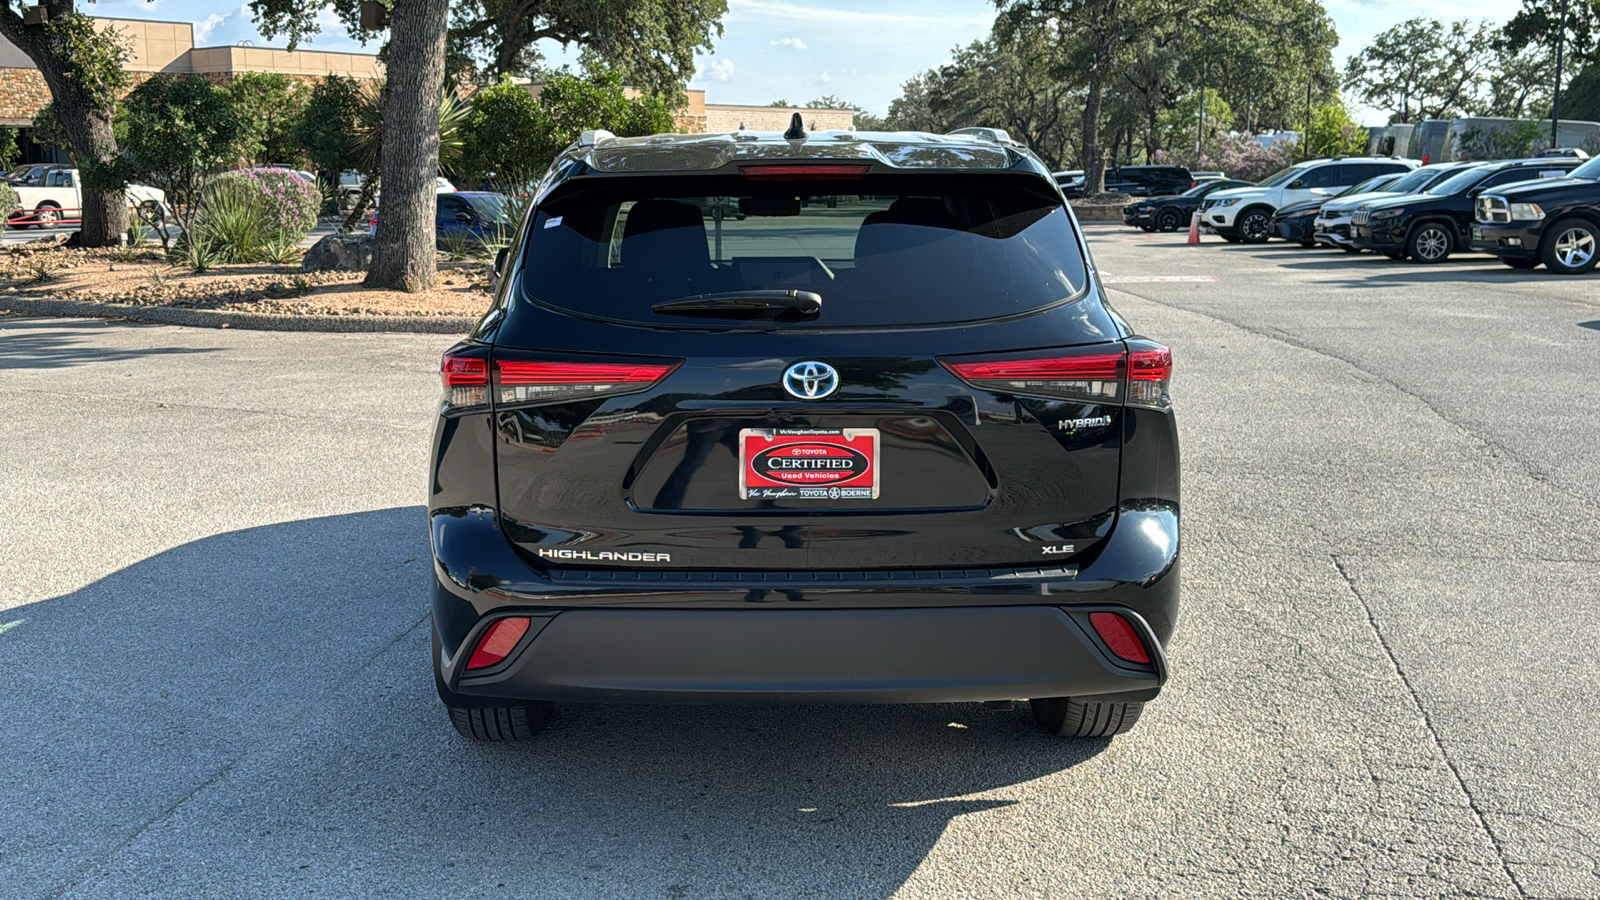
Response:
[1088,612,1151,665]
[466,617,532,670]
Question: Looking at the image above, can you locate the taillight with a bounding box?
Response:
[493,358,680,407]
[1126,343,1172,410]
[1089,612,1151,665]
[939,341,1172,409]
[941,352,1124,403]
[465,617,531,670]
[440,353,488,410]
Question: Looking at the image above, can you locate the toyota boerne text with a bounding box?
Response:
[428,120,1181,742]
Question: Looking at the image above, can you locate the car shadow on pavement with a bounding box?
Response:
[0,317,218,370]
[1,508,1108,899]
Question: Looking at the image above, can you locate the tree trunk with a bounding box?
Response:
[365,0,449,292]
[1081,68,1106,195]
[0,8,127,247]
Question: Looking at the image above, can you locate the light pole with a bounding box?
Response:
[1553,0,1569,148]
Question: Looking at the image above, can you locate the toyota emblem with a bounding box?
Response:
[782,361,840,400]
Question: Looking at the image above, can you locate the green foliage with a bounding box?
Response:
[47,15,131,107]
[0,182,17,218]
[460,78,547,186]
[1499,0,1600,72]
[1455,122,1546,161]
[1343,18,1500,123]
[1155,90,1234,157]
[292,76,366,190]
[0,128,17,172]
[195,180,266,264]
[121,76,244,238]
[1303,101,1368,159]
[30,103,69,152]
[1567,64,1600,123]
[226,73,310,165]
[460,68,678,185]
[211,169,322,244]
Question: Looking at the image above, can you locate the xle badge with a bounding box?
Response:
[1042,545,1076,555]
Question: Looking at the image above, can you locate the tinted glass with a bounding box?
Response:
[1257,167,1304,187]
[1570,157,1600,180]
[1344,174,1397,195]
[1479,166,1572,188]
[519,177,1088,328]
[1297,165,1342,188]
[1426,166,1499,195]
[1386,166,1447,193]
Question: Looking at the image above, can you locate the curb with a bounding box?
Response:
[0,295,478,334]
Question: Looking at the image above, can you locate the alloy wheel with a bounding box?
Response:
[1240,212,1270,243]
[1413,225,1450,262]
[1554,227,1596,269]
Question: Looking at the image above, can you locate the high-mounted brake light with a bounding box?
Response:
[465,617,531,670]
[493,358,680,407]
[440,354,489,410]
[739,164,871,180]
[1089,612,1151,665]
[939,342,1172,410]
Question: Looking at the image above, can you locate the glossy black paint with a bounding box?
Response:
[428,130,1183,707]
[1121,180,1251,230]
[1468,175,1600,265]
[1353,160,1580,258]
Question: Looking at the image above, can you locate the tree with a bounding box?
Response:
[120,75,243,246]
[446,0,725,88]
[0,11,130,245]
[460,77,547,185]
[1302,100,1367,158]
[226,72,309,165]
[292,75,366,198]
[1344,18,1497,122]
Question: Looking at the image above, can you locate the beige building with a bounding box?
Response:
[0,16,849,160]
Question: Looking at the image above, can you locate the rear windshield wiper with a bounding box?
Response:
[651,290,822,316]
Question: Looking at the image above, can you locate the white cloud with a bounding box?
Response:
[730,0,990,26]
[193,11,228,43]
[697,58,737,82]
[817,69,831,84]
[769,37,808,50]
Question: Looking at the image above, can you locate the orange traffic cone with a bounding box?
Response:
[1187,211,1201,245]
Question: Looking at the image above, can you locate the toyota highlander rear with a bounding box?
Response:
[429,125,1181,742]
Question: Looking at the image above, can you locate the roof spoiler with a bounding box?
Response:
[577,129,616,148]
[946,127,1014,145]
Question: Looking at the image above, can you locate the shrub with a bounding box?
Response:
[0,181,18,221]
[210,168,320,245]
[195,179,265,263]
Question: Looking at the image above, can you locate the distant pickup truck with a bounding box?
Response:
[8,168,167,229]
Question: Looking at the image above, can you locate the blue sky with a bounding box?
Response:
[93,0,1522,125]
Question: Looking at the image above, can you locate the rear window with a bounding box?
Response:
[517,175,1088,328]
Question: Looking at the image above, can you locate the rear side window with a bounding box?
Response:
[517,176,1088,328]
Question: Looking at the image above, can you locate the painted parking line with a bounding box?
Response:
[1101,275,1221,283]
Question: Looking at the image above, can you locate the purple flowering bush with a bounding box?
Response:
[210,168,321,245]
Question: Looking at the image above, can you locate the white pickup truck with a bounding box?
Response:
[9,168,167,229]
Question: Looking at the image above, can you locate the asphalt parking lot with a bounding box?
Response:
[3,226,1598,898]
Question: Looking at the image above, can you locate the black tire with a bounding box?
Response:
[448,703,554,741]
[1030,697,1144,737]
[1157,208,1184,232]
[1406,221,1454,263]
[1502,258,1539,270]
[1236,207,1273,243]
[1539,217,1600,275]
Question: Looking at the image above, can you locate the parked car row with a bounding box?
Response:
[4,167,169,229]
[1157,154,1600,274]
[1059,165,1199,198]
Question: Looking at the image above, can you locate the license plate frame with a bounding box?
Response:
[739,428,880,500]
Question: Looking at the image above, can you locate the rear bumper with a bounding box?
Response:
[430,501,1181,705]
[439,604,1167,705]
[1468,222,1541,261]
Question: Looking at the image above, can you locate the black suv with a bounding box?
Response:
[1064,165,1193,198]
[1124,178,1251,231]
[430,124,1181,742]
[1352,158,1580,262]
[1471,154,1600,274]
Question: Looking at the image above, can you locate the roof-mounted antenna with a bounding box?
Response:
[783,112,806,141]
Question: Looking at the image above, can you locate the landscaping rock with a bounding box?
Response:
[301,233,373,272]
